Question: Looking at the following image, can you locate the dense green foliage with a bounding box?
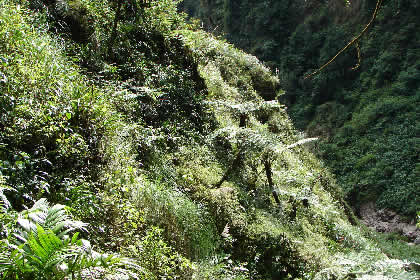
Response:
[0,0,418,279]
[181,0,420,217]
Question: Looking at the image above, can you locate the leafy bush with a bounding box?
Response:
[125,227,194,280]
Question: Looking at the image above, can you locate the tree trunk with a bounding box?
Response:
[216,151,242,188]
[108,0,123,59]
[264,157,281,206]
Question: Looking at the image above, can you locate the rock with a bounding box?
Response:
[359,202,420,242]
[377,208,397,222]
[404,231,417,241]
[343,272,357,279]
[405,262,420,272]
[375,223,387,233]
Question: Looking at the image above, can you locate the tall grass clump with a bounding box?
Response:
[134,179,218,260]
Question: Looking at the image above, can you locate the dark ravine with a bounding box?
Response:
[180,0,420,219]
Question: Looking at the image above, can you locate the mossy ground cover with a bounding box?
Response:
[0,0,418,279]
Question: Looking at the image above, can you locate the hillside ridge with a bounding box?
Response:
[0,0,418,279]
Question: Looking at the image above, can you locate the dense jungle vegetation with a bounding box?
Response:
[181,0,420,217]
[0,0,419,279]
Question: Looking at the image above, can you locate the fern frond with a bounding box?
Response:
[0,242,30,278]
[0,175,14,210]
[0,186,13,210]
[24,225,70,276]
[46,204,87,234]
[0,250,12,268]
[269,137,318,155]
[20,198,49,228]
[285,137,318,149]
[207,100,285,114]
[1,199,140,279]
[52,221,67,235]
[16,199,87,242]
[45,204,67,227]
[37,226,62,254]
[28,210,48,225]
[209,125,284,154]
[29,198,50,213]
[71,232,80,245]
[27,227,49,260]
[17,218,37,233]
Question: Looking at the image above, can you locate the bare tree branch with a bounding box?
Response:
[304,0,383,80]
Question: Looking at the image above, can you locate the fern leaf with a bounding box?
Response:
[71,232,80,245]
[2,199,129,279]
[37,228,62,255]
[28,227,48,260]
[0,189,11,210]
[0,251,12,267]
[66,221,88,233]
[31,198,50,211]
[22,199,49,225]
[17,218,36,233]
[28,210,47,225]
[24,225,70,276]
[58,222,87,238]
[285,137,318,149]
[52,221,67,235]
[45,204,67,229]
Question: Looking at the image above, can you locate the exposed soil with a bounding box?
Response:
[359,202,420,244]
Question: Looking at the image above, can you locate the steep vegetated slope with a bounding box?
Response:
[181,0,420,218]
[0,0,418,279]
